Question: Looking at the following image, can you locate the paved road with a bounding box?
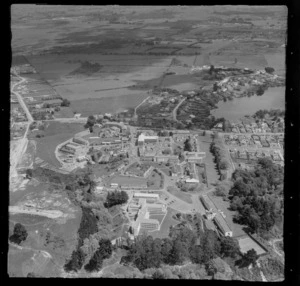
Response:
[43,117,88,123]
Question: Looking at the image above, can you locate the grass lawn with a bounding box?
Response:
[112,214,124,226]
[197,134,219,186]
[148,208,179,239]
[54,107,75,118]
[8,247,35,277]
[149,214,165,225]
[158,167,171,176]
[237,236,266,255]
[43,122,84,137]
[167,186,193,204]
[34,122,84,168]
[35,138,63,168]
[9,214,50,226]
[109,175,147,186]
[147,171,163,189]
[108,205,121,217]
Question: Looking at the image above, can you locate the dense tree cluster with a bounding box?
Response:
[210,135,230,177]
[265,67,275,74]
[61,98,71,107]
[84,239,112,272]
[256,84,267,96]
[77,207,99,246]
[229,158,283,234]
[253,109,285,120]
[84,115,96,129]
[64,248,85,272]
[121,225,240,271]
[104,190,129,208]
[183,138,193,152]
[243,249,259,267]
[64,207,99,273]
[9,223,28,245]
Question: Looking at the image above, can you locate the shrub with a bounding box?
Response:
[9,223,28,245]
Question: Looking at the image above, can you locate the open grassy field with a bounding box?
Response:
[34,122,84,167]
[8,247,36,277]
[70,93,149,116]
[167,186,193,204]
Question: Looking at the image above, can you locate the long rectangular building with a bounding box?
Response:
[213,214,233,237]
[200,195,214,212]
[134,192,159,200]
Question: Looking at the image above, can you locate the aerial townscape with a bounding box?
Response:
[9,5,285,280]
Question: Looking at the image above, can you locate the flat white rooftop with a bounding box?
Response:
[138,133,159,142]
[134,192,159,198]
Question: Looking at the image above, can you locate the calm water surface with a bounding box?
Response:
[211,86,285,121]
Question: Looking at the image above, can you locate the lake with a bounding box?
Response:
[211,86,285,122]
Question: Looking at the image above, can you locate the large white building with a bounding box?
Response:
[138,134,158,146]
[133,192,159,200]
[184,151,206,163]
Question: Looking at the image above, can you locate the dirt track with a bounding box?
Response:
[9,205,65,219]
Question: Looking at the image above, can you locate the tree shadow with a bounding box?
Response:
[242,226,254,235]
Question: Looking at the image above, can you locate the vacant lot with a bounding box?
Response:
[167,186,193,204]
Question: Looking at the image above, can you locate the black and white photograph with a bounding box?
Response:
[8,5,289,280]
